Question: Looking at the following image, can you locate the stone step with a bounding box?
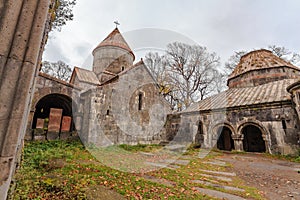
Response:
[199,169,236,176]
[203,160,227,166]
[144,161,180,170]
[160,159,190,166]
[191,180,245,192]
[164,144,187,153]
[143,175,175,187]
[198,149,211,159]
[195,187,246,200]
[180,155,193,160]
[200,173,232,182]
[139,152,155,156]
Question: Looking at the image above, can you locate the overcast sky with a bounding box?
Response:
[43,0,300,70]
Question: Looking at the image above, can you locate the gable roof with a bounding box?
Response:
[99,59,160,88]
[182,79,297,113]
[93,28,135,60]
[229,49,299,80]
[70,67,100,85]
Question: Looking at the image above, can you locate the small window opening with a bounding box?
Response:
[121,66,125,71]
[106,110,110,115]
[282,120,287,130]
[138,93,143,110]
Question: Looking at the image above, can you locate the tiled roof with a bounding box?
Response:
[182,79,298,113]
[71,67,100,85]
[93,28,134,59]
[229,49,299,79]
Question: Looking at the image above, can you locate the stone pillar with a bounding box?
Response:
[0,0,51,199]
[232,134,244,151]
[24,108,36,141]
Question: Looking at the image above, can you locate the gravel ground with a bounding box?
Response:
[219,153,300,200]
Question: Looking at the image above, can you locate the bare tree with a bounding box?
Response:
[224,51,247,74]
[41,60,72,81]
[145,42,222,110]
[268,45,300,65]
[145,52,168,84]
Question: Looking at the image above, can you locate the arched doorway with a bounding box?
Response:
[194,121,204,147]
[32,94,76,132]
[216,126,234,151]
[242,125,266,152]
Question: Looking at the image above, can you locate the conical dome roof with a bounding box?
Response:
[93,28,135,59]
[229,49,298,79]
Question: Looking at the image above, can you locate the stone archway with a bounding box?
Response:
[242,125,266,152]
[216,126,235,151]
[31,93,76,140]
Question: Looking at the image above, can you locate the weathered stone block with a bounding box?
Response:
[48,108,63,132]
[61,116,71,132]
[36,118,44,129]
[47,131,59,141]
[60,132,71,140]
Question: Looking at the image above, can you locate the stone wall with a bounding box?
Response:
[228,67,300,88]
[93,47,134,78]
[25,73,81,141]
[168,103,300,155]
[79,63,170,146]
[0,1,51,199]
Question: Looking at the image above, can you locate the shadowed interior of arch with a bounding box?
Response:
[216,126,235,151]
[242,125,266,152]
[32,94,76,132]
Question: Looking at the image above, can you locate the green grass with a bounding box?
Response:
[118,143,162,152]
[8,140,265,200]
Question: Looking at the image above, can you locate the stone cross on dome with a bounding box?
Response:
[114,21,120,28]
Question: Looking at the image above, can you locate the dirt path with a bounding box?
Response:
[219,153,300,200]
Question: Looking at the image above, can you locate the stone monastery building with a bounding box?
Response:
[27,28,300,155]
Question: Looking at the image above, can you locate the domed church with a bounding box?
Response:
[28,28,300,155]
[170,49,300,155]
[28,28,170,145]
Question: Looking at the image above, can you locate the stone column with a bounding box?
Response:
[0,0,51,199]
[232,134,244,151]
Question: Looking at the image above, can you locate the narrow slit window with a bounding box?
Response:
[138,93,143,110]
[106,110,110,115]
[282,120,287,130]
[121,66,125,71]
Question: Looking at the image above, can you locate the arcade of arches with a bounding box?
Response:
[216,124,266,153]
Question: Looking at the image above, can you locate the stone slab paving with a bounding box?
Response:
[203,160,227,166]
[200,173,233,182]
[164,144,187,153]
[180,155,193,160]
[139,152,155,156]
[144,162,180,170]
[161,159,190,166]
[195,187,246,200]
[198,149,211,159]
[142,175,176,187]
[200,169,236,177]
[191,180,245,192]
